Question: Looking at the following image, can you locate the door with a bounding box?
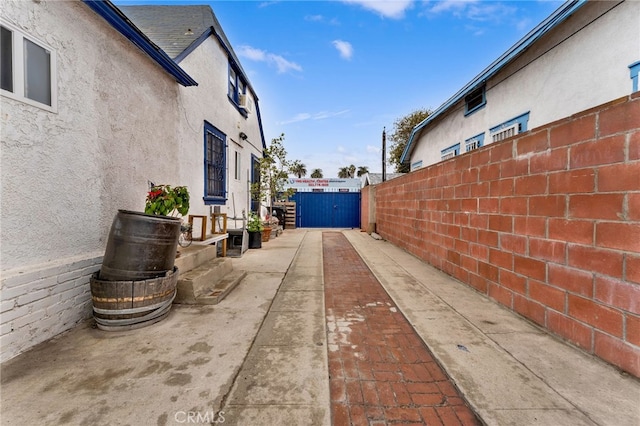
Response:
[293,192,361,228]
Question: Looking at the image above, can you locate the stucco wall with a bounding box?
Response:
[1,1,180,271]
[176,37,264,227]
[1,0,183,362]
[410,1,639,168]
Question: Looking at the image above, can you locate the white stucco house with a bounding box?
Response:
[0,0,266,361]
[401,0,640,169]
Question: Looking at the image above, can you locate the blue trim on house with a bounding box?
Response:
[411,160,423,170]
[489,112,531,134]
[630,61,640,93]
[464,86,486,116]
[400,0,586,164]
[203,121,227,205]
[441,143,461,158]
[83,0,197,87]
[174,28,213,64]
[465,132,485,152]
[255,101,268,150]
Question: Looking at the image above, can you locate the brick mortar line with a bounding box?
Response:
[342,230,601,424]
[324,231,481,425]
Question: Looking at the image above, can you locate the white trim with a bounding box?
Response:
[0,21,57,113]
[491,123,519,143]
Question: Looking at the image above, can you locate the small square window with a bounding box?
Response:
[228,62,249,116]
[464,85,485,116]
[465,132,485,152]
[0,22,56,111]
[441,143,460,161]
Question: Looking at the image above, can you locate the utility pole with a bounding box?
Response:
[382,127,386,182]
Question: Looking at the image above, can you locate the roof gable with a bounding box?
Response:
[118,4,255,98]
[83,0,197,86]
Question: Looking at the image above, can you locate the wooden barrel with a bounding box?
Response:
[90,267,178,331]
[100,210,181,281]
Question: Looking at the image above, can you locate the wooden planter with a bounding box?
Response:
[90,267,178,331]
[100,210,181,281]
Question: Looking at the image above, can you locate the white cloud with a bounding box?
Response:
[237,45,302,74]
[337,145,346,153]
[314,109,350,120]
[428,0,517,23]
[332,40,354,60]
[279,113,312,125]
[342,0,414,19]
[278,110,350,125]
[366,145,380,153]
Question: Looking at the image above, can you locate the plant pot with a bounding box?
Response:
[248,231,262,249]
[100,210,181,281]
[261,227,272,242]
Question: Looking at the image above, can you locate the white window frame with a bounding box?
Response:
[465,132,485,152]
[441,143,460,161]
[1,21,57,112]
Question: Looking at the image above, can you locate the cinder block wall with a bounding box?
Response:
[376,94,640,377]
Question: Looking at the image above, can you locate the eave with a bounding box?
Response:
[83,0,198,87]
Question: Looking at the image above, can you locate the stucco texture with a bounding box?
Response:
[1,1,180,272]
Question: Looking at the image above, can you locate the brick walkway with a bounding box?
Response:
[323,232,481,425]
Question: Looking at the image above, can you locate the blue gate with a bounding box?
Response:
[292,192,361,228]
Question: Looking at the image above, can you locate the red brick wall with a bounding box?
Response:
[376,94,640,377]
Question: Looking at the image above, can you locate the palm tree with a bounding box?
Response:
[289,160,307,178]
[338,164,360,178]
[311,168,323,178]
[357,166,369,177]
[338,167,350,178]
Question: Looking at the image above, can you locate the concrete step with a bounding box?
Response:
[174,244,217,273]
[175,258,245,305]
[191,269,247,305]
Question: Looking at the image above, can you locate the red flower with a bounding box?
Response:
[147,189,163,200]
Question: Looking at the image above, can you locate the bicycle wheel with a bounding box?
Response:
[178,230,192,247]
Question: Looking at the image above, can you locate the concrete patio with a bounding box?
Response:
[1,229,638,425]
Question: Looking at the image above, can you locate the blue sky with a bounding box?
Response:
[123,0,564,177]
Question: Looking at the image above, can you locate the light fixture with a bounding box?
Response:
[239,132,248,140]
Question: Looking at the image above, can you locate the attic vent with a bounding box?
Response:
[491,123,519,143]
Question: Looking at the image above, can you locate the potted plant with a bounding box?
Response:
[144,185,190,217]
[247,211,264,249]
[262,214,279,242]
[100,185,190,281]
[93,184,190,331]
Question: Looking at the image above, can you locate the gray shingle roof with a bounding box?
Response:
[118,5,249,86]
[118,6,213,59]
